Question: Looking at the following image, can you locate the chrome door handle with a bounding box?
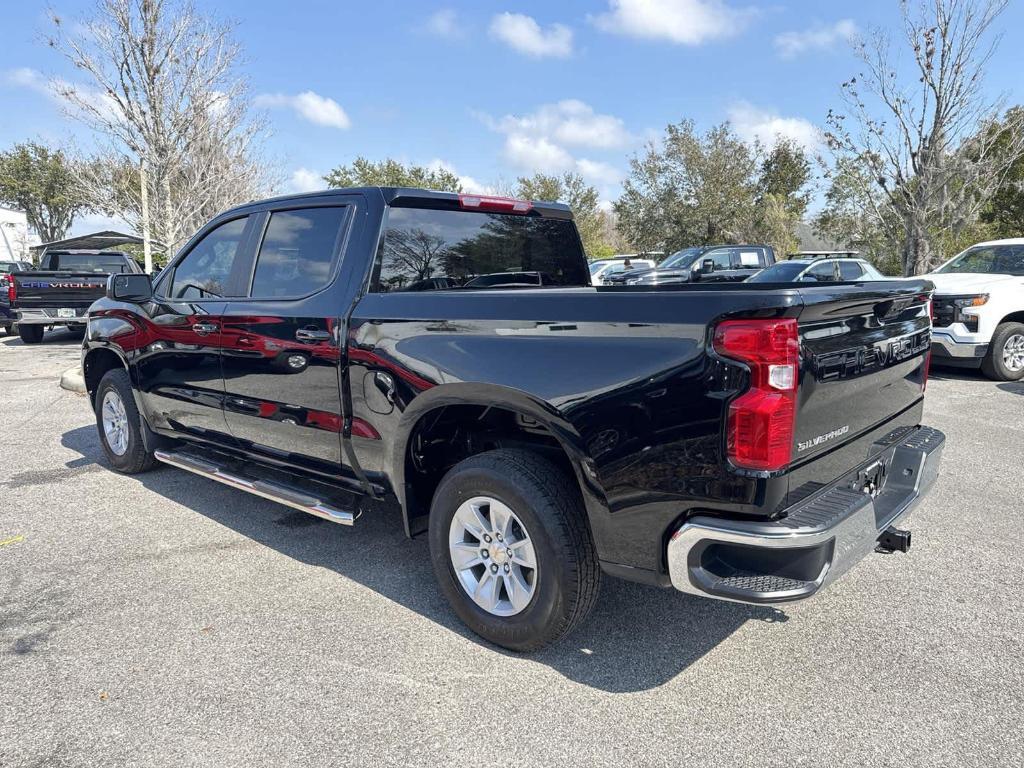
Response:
[192,322,218,336]
[295,328,331,342]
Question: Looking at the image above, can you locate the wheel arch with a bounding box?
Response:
[389,383,607,540]
[996,310,1024,327]
[83,345,131,408]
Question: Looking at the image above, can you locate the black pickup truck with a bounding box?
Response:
[9,250,141,344]
[81,188,943,650]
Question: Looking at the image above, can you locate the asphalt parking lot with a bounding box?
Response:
[1,328,1022,768]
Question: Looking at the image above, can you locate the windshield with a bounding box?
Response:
[746,262,808,283]
[45,253,134,273]
[658,248,701,269]
[375,207,589,291]
[588,261,608,276]
[935,244,1024,276]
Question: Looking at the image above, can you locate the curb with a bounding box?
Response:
[60,366,87,394]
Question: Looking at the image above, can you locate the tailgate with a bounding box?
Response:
[790,281,931,479]
[12,272,108,309]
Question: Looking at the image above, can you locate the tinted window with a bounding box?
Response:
[935,244,1024,276]
[44,253,136,273]
[251,207,347,297]
[374,207,588,292]
[167,217,248,299]
[700,248,735,271]
[838,261,865,280]
[659,248,701,269]
[747,262,806,282]
[802,262,838,282]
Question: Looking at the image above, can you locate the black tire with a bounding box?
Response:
[18,324,44,344]
[94,368,157,474]
[428,449,601,652]
[981,322,1024,381]
[1,323,11,335]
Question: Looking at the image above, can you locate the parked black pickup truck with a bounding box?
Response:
[81,188,943,650]
[604,243,776,285]
[10,250,141,344]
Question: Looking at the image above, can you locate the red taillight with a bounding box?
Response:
[6,278,14,304]
[923,298,933,391]
[713,318,800,472]
[350,416,381,440]
[458,194,533,214]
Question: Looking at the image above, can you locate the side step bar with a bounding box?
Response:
[154,449,356,525]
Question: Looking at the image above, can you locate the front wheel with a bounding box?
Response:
[95,368,157,474]
[428,449,601,651]
[18,324,44,344]
[981,322,1024,381]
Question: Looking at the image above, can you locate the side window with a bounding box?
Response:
[839,261,865,281]
[700,248,734,272]
[167,217,248,299]
[737,249,763,268]
[251,207,347,298]
[802,262,838,282]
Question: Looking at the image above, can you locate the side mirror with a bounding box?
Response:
[108,273,152,302]
[700,259,715,273]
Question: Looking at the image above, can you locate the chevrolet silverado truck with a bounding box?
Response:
[926,238,1024,381]
[9,250,141,344]
[81,188,944,651]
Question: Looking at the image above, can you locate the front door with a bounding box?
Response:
[219,203,354,477]
[137,214,256,445]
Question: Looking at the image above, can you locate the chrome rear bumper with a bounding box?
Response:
[667,426,945,604]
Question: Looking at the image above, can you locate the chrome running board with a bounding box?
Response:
[154,449,356,525]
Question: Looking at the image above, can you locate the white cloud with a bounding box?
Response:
[489,13,573,58]
[774,19,858,59]
[727,102,821,152]
[483,100,632,150]
[591,0,756,45]
[478,100,630,190]
[426,159,493,194]
[425,9,464,39]
[287,168,324,193]
[255,90,350,129]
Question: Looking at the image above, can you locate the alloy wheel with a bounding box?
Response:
[448,496,538,617]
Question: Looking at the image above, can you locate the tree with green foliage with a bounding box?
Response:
[615,120,758,252]
[0,142,86,242]
[981,106,1024,238]
[753,138,813,257]
[324,158,462,192]
[514,172,609,257]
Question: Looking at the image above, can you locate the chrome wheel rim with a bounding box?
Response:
[1003,334,1024,372]
[287,354,306,369]
[101,390,129,456]
[448,496,538,617]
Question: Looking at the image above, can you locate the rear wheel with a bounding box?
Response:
[981,322,1024,381]
[428,449,600,651]
[95,368,157,474]
[18,324,44,344]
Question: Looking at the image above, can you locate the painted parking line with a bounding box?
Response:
[0,534,25,547]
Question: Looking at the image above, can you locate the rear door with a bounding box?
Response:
[136,214,257,444]
[219,198,358,477]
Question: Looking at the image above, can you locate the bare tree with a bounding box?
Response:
[47,0,274,256]
[825,0,1024,275]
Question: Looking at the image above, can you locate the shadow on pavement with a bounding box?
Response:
[997,381,1024,396]
[57,424,787,693]
[0,327,85,347]
[928,365,987,382]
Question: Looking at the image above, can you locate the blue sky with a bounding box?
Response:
[3,0,1024,235]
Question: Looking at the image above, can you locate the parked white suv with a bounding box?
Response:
[927,238,1024,381]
